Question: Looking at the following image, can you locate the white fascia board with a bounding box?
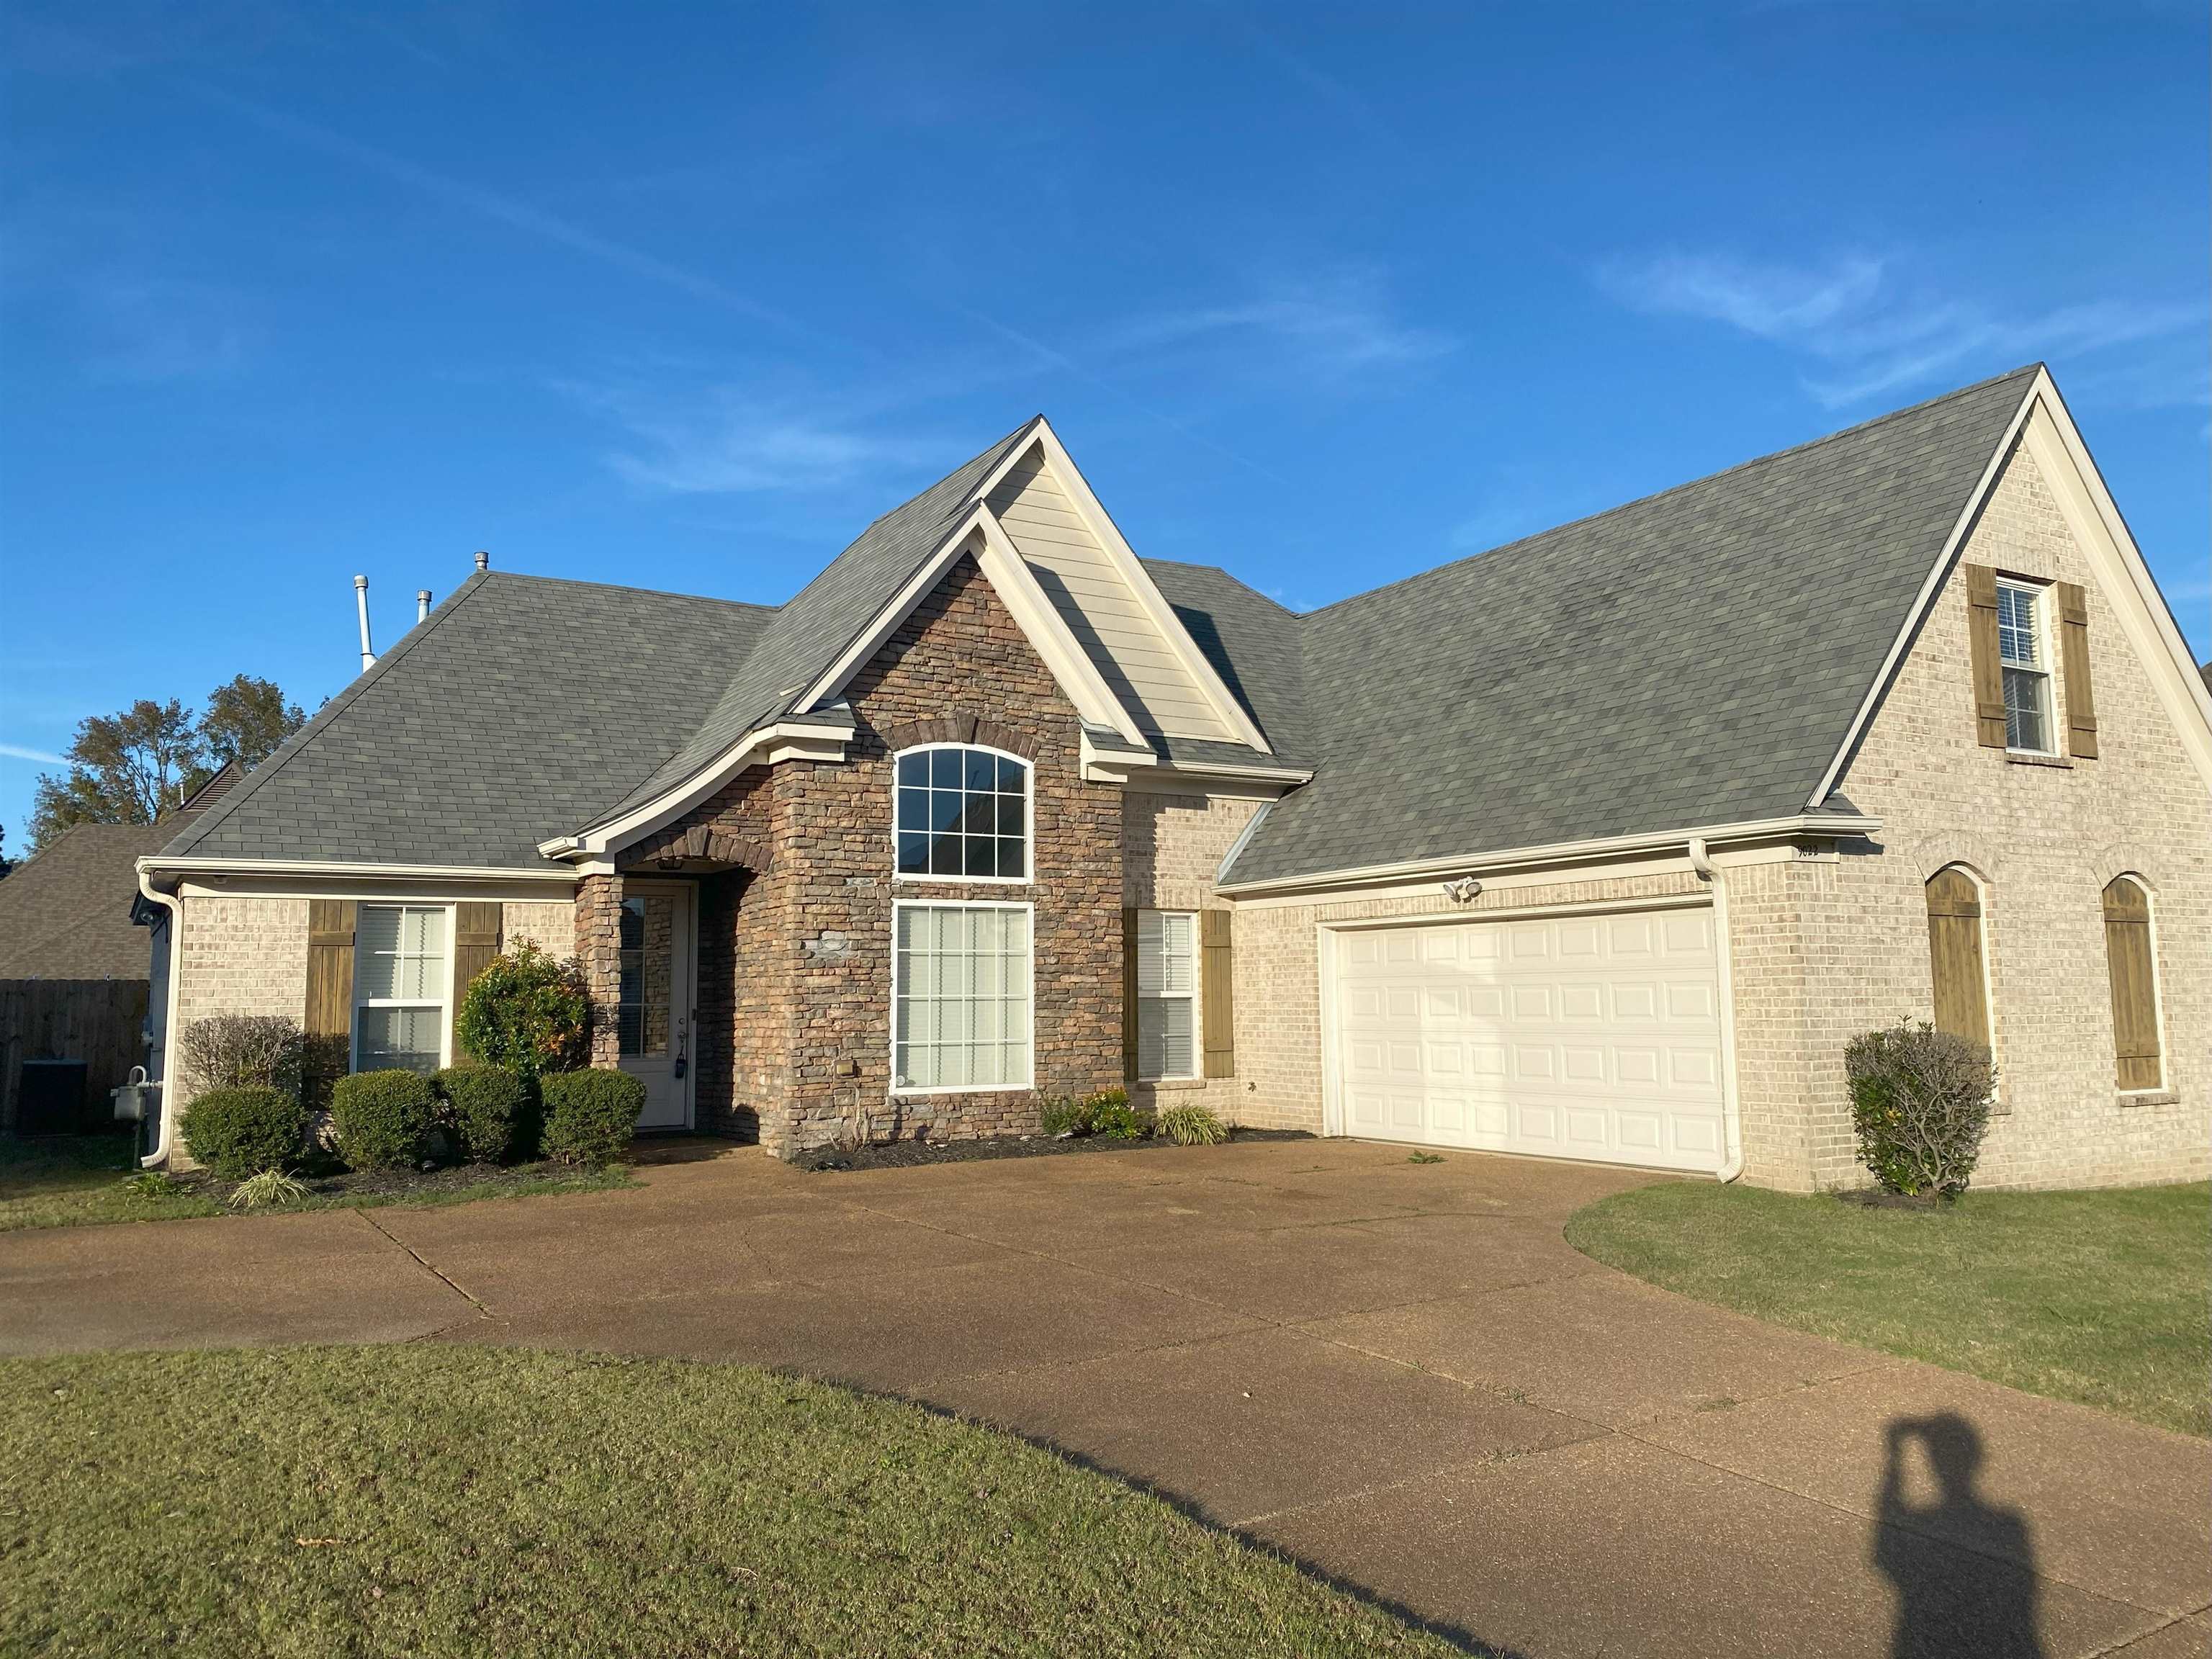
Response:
[2018,379,2212,786]
[1022,419,1277,755]
[1214,811,1882,900]
[1079,727,1159,783]
[1104,760,1313,793]
[140,854,578,884]
[1804,372,2043,808]
[565,719,850,860]
[795,511,1148,747]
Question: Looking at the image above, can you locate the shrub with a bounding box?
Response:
[1040,1096,1089,1137]
[178,1015,304,1097]
[1156,1103,1229,1146]
[330,1070,439,1171]
[456,943,590,1079]
[1845,1020,1995,1197]
[438,1065,536,1163]
[179,1087,312,1180]
[1086,1089,1151,1141]
[228,1169,310,1211]
[539,1069,645,1166]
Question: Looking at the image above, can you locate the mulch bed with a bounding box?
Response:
[175,1157,597,1205]
[799,1127,1312,1174]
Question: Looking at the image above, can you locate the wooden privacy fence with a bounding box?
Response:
[1,979,148,1135]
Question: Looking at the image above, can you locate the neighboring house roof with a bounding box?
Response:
[1218,365,2042,887]
[158,363,2138,887]
[0,818,180,977]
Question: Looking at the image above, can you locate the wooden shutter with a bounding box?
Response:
[1924,870,1990,1052]
[2103,878,2162,1091]
[1200,909,1235,1079]
[304,899,357,1103]
[1964,564,2008,748]
[451,903,503,1062]
[2056,581,2099,759]
[1121,907,1139,1083]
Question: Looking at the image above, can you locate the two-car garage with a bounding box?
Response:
[1328,902,1730,1174]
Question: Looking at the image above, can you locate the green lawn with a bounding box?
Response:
[0,1134,629,1233]
[0,1346,1455,1659]
[1566,1180,2209,1436]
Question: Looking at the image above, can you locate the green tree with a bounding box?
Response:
[27,698,204,850]
[199,673,305,768]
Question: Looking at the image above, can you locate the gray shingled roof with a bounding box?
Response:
[1217,365,2039,886]
[153,369,2042,884]
[0,819,181,977]
[588,420,1038,827]
[163,574,773,868]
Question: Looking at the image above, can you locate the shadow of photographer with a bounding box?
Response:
[1874,1412,2046,1658]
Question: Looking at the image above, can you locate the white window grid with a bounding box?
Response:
[891,744,1033,884]
[1996,579,2055,755]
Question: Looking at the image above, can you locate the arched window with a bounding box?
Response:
[1925,867,1992,1052]
[2102,876,2164,1092]
[893,745,1030,881]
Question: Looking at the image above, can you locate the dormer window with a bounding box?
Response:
[894,745,1030,881]
[1997,580,2054,754]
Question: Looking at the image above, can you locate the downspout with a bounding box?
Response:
[1688,836,1745,1184]
[134,865,185,1169]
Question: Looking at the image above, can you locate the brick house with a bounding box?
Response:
[137,366,2212,1190]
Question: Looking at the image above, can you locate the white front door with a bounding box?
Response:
[615,882,695,1131]
[1329,905,1727,1172]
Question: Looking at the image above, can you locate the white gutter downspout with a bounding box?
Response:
[1687,836,1745,1184]
[134,865,185,1169]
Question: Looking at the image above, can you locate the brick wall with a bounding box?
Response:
[1123,790,1262,1120]
[500,901,575,958]
[1802,436,2212,1189]
[575,873,624,1069]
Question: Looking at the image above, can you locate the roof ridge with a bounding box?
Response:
[1141,557,1308,619]
[161,572,496,859]
[478,569,778,614]
[1305,364,2044,622]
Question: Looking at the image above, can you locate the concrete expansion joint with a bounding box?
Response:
[354,1210,492,1318]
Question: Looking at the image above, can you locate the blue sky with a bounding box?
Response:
[4,1,2206,845]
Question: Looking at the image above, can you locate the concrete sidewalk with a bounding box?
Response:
[3,1139,2204,1658]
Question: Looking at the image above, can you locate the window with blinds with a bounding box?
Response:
[354,904,447,1074]
[1996,580,2054,754]
[893,903,1032,1091]
[1136,910,1198,1080]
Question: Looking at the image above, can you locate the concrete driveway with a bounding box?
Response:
[3,1138,2204,1658]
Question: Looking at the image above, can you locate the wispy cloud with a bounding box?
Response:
[1105,269,1457,379]
[184,81,871,361]
[1597,248,2206,407]
[556,379,940,496]
[0,743,68,766]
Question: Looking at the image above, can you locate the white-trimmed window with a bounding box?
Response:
[354,904,448,1075]
[893,902,1032,1092]
[1136,910,1200,1080]
[1997,580,2054,754]
[894,745,1030,881]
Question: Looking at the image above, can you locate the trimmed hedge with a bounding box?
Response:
[179,1087,312,1180]
[1844,1020,1995,1197]
[331,1070,439,1172]
[540,1069,646,1167]
[437,1065,536,1164]
[456,943,590,1079]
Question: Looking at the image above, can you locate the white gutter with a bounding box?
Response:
[141,855,578,884]
[1686,835,1745,1184]
[1215,811,1881,900]
[133,866,184,1169]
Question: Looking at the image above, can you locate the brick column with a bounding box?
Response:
[576,871,624,1068]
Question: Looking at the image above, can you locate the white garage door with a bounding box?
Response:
[1331,905,1727,1172]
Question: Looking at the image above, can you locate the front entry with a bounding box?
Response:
[615,881,696,1130]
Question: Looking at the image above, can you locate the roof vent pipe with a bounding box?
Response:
[417,588,432,622]
[354,575,375,672]
[474,550,490,572]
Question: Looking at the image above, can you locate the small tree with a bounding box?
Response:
[179,1014,305,1097]
[1844,1021,1995,1198]
[456,943,590,1079]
